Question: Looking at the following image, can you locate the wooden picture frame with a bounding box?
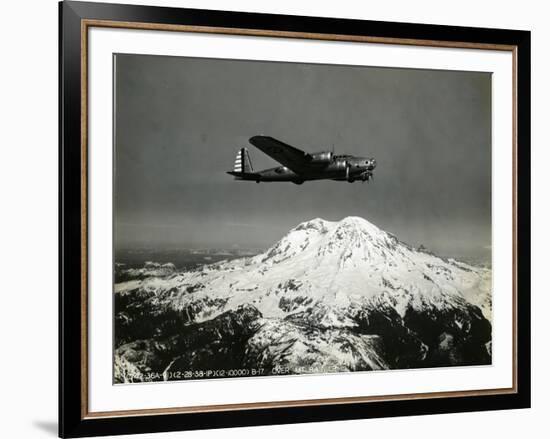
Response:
[59,1,531,437]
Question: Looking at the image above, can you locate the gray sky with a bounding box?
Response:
[114,54,491,258]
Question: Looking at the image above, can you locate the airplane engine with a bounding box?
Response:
[310,151,333,164]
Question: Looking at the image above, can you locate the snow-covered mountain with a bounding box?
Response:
[114,217,492,383]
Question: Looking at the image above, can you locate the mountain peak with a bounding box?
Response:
[293,217,331,233]
[335,216,383,234]
[261,216,396,268]
[292,216,382,234]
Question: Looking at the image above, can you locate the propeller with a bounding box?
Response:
[361,171,373,183]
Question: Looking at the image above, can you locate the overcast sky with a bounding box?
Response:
[114,54,491,258]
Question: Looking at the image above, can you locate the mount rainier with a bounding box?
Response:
[114,216,492,383]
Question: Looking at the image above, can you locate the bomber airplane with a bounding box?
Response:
[227,136,376,184]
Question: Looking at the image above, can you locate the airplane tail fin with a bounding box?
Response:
[233,147,254,173]
[227,148,259,180]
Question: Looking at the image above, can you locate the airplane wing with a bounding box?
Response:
[249,136,311,175]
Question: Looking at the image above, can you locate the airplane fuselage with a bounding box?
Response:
[246,157,375,184]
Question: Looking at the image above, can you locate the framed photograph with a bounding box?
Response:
[59,1,531,437]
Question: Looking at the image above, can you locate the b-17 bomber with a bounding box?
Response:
[227,136,376,184]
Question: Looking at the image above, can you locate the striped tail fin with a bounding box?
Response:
[233,147,254,173]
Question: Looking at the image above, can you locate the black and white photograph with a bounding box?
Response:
[113,54,493,384]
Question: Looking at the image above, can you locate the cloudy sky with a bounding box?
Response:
[114,54,491,259]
